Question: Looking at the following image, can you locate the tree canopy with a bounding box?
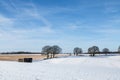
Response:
[73,47,82,56]
[42,45,62,58]
[88,46,99,56]
[118,46,120,52]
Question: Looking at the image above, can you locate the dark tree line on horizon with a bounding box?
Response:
[0,46,120,56]
[41,45,120,58]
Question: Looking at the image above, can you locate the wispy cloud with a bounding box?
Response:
[0,14,14,27]
[0,0,120,52]
[97,29,120,34]
[103,1,120,13]
[0,26,56,40]
[105,6,119,13]
[0,0,57,40]
[66,23,81,30]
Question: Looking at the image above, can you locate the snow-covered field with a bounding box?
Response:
[0,55,120,80]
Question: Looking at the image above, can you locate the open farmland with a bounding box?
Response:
[0,54,70,61]
[0,55,120,80]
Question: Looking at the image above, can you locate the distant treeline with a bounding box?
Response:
[0,51,119,55]
[84,52,120,54]
[0,51,41,54]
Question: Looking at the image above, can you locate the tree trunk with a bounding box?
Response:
[93,53,95,56]
[105,52,107,55]
[53,54,55,58]
[50,53,52,58]
[74,52,75,56]
[47,53,49,59]
[77,53,78,56]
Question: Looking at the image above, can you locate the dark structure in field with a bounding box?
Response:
[18,58,32,63]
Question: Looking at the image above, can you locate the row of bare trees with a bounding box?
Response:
[73,46,100,56]
[74,46,120,56]
[42,45,120,58]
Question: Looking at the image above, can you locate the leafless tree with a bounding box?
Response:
[42,45,62,58]
[42,45,52,59]
[118,46,120,53]
[88,46,99,56]
[88,47,92,56]
[103,48,109,55]
[52,45,62,58]
[73,47,82,56]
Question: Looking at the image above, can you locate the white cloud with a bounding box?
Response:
[103,2,120,13]
[65,22,84,31]
[40,27,55,33]
[0,14,55,40]
[0,0,57,40]
[0,26,56,40]
[109,18,120,24]
[68,25,79,30]
[97,29,120,34]
[11,26,55,35]
[105,6,119,13]
[0,14,14,27]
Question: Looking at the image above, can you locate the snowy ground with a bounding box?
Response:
[0,55,120,80]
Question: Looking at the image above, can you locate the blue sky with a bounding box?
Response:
[0,0,120,53]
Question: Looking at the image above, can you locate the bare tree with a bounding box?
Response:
[52,45,62,58]
[88,46,99,56]
[74,47,79,56]
[42,45,52,59]
[88,47,93,56]
[118,46,120,53]
[42,45,62,58]
[103,48,109,55]
[73,47,82,56]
